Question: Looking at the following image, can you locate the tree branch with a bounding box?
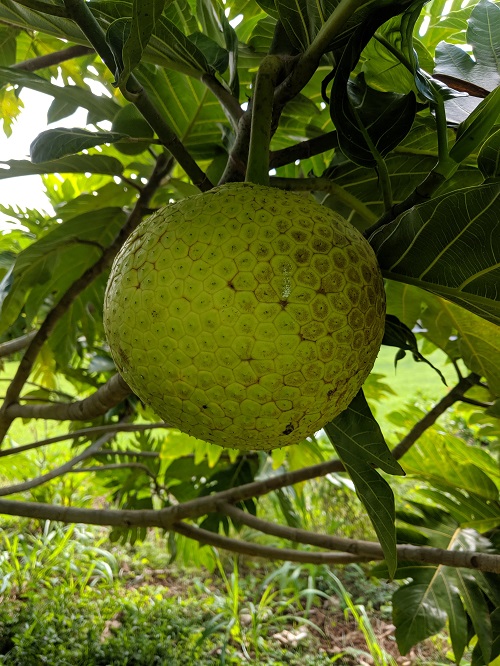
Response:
[201,73,243,129]
[12,45,94,72]
[0,153,171,446]
[269,131,338,169]
[0,332,36,358]
[0,426,122,497]
[391,372,480,459]
[5,373,131,421]
[173,522,371,565]
[0,422,170,459]
[0,498,498,572]
[270,177,377,224]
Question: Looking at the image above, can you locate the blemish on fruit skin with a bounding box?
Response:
[104,182,385,451]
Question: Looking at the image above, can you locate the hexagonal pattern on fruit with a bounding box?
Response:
[104,182,385,450]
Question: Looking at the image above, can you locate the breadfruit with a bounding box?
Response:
[112,105,154,155]
[104,182,385,450]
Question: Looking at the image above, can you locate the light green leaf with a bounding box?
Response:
[324,390,404,577]
[370,182,500,326]
[0,67,119,121]
[0,208,127,334]
[0,155,124,179]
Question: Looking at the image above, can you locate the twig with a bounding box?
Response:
[0,153,171,445]
[0,332,37,358]
[0,426,123,497]
[5,373,131,421]
[201,74,243,129]
[269,131,338,169]
[69,462,155,477]
[270,177,377,224]
[12,45,94,72]
[460,397,494,409]
[391,373,480,459]
[0,422,170,459]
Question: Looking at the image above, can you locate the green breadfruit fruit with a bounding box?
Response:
[104,182,386,450]
[111,105,154,156]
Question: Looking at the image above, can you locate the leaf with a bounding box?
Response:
[478,127,500,179]
[121,0,167,85]
[0,67,119,121]
[0,208,127,334]
[0,155,124,180]
[324,390,404,577]
[382,313,447,383]
[370,182,500,326]
[275,0,312,51]
[393,583,448,654]
[30,128,131,163]
[455,571,492,664]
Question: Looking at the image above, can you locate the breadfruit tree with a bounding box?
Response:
[0,0,499,660]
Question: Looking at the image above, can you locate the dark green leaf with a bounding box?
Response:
[371,182,500,326]
[455,572,492,664]
[393,583,448,654]
[0,155,124,179]
[478,127,500,179]
[324,390,404,577]
[30,128,130,163]
[121,0,167,85]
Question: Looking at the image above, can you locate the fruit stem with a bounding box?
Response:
[246,56,283,187]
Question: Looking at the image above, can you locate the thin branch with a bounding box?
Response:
[173,522,371,565]
[9,0,69,17]
[69,462,155,477]
[0,426,121,497]
[269,131,338,169]
[0,153,171,445]
[216,504,500,574]
[201,74,243,129]
[5,374,131,421]
[391,372,480,459]
[12,45,94,72]
[0,422,170,460]
[460,397,494,409]
[270,177,377,224]
[0,332,37,359]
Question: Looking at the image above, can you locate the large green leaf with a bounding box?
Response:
[370,182,500,326]
[393,582,448,655]
[455,571,492,664]
[0,155,124,179]
[324,390,404,577]
[30,128,132,163]
[0,208,127,334]
[0,67,119,121]
[121,0,168,84]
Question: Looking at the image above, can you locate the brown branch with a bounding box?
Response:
[391,372,480,459]
[0,332,37,358]
[0,153,171,446]
[0,498,498,572]
[0,422,170,459]
[0,426,121,497]
[12,45,94,72]
[460,397,494,409]
[5,373,132,421]
[270,131,338,169]
[172,522,371,565]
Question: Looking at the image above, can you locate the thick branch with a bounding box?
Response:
[0,427,119,497]
[0,422,170,459]
[12,45,94,72]
[0,332,36,358]
[0,154,171,445]
[6,374,131,421]
[391,372,480,459]
[0,499,498,572]
[269,131,338,169]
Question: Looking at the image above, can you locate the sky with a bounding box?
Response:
[0,88,88,226]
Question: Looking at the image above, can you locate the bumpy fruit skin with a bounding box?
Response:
[104,183,385,450]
